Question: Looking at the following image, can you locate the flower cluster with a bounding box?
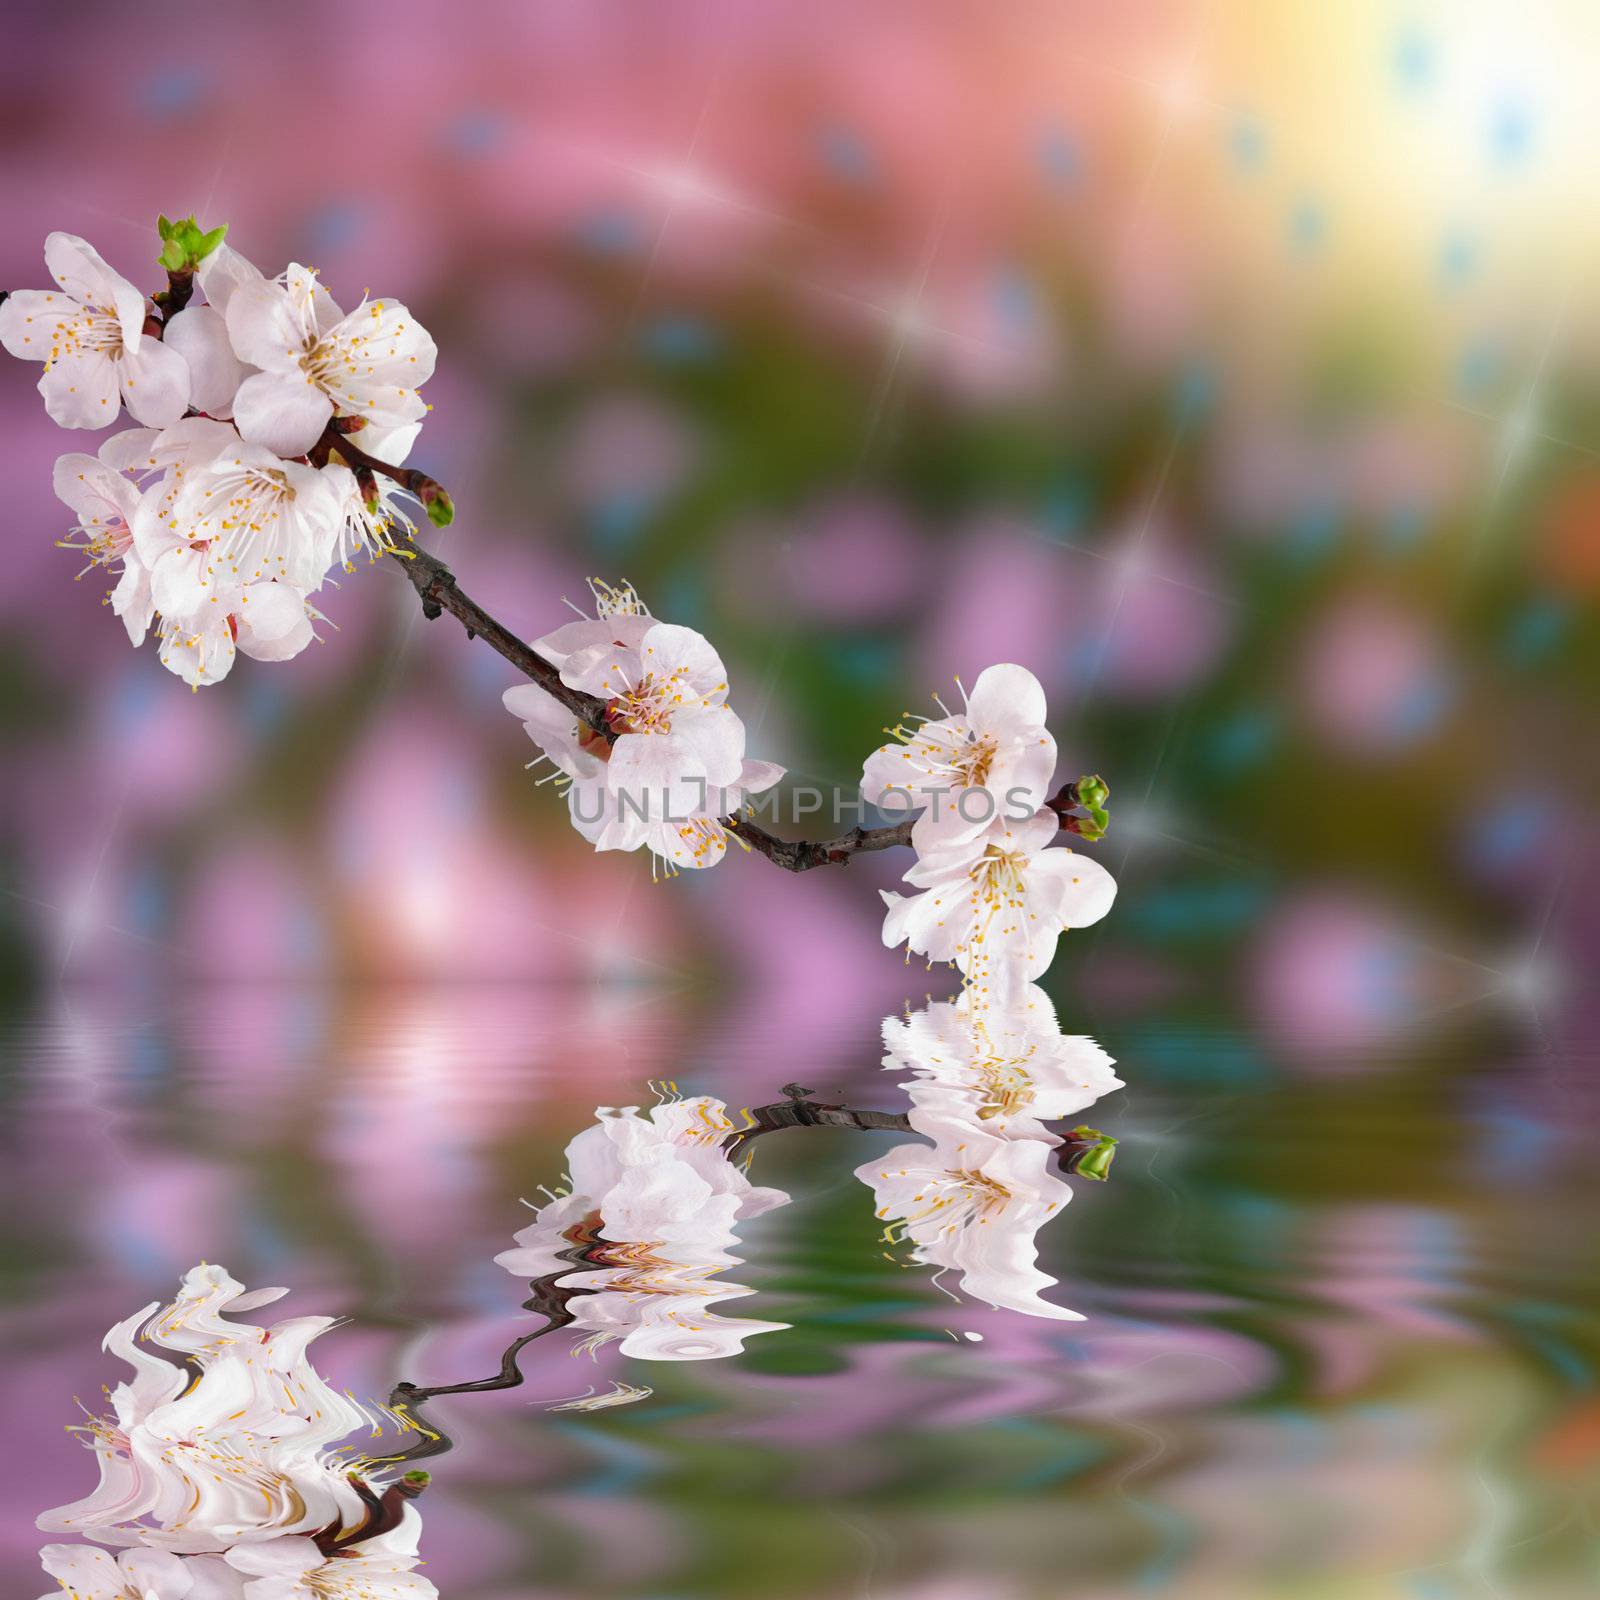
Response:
[857,988,1122,1319]
[851,668,1121,1319]
[2,225,437,687]
[504,581,784,873]
[496,1096,792,1360]
[35,1264,435,1599]
[868,664,1117,997]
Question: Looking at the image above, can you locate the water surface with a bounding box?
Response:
[2,986,1593,1598]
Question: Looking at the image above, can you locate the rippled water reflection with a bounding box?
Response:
[2,986,1594,1597]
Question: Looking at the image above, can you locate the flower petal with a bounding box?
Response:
[195,241,264,317]
[0,290,64,361]
[235,583,314,662]
[151,545,218,618]
[111,557,155,645]
[39,350,120,428]
[164,305,246,417]
[223,1536,325,1579]
[118,334,192,427]
[231,369,333,457]
[44,232,145,349]
[1029,848,1117,930]
[667,705,746,787]
[965,662,1047,732]
[638,621,728,698]
[120,1547,196,1597]
[38,1544,123,1599]
[224,279,309,372]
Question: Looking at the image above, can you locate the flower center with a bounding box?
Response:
[883,716,998,789]
[45,303,125,368]
[900,1166,1014,1233]
[59,513,133,571]
[605,669,689,736]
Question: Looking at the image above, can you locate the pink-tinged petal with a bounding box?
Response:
[178,1555,247,1599]
[357,418,421,464]
[320,299,437,415]
[164,305,246,417]
[151,546,218,618]
[223,1285,290,1313]
[223,1536,324,1579]
[111,557,155,645]
[159,612,236,686]
[0,289,63,360]
[533,616,612,669]
[668,705,746,787]
[236,583,314,662]
[224,280,309,371]
[735,757,785,795]
[281,263,344,333]
[1029,848,1117,929]
[118,335,191,427]
[39,350,120,428]
[52,451,116,515]
[965,662,1047,731]
[120,1547,196,1597]
[653,815,730,870]
[880,886,963,965]
[44,232,145,348]
[638,621,728,697]
[195,241,263,317]
[996,806,1061,856]
[38,1544,123,1598]
[231,369,332,457]
[861,740,930,810]
[993,734,1057,817]
[608,732,710,826]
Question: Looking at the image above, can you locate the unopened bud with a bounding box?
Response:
[420,483,455,528]
[154,213,229,273]
[1066,1125,1118,1181]
[400,1469,432,1497]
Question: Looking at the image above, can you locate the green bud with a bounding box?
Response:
[155,214,229,273]
[1076,775,1109,812]
[1068,1125,1118,1181]
[423,487,455,528]
[403,1469,432,1487]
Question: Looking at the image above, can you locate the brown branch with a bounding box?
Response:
[303,423,1109,868]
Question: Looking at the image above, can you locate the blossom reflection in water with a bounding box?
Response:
[859,990,1122,1320]
[496,1096,792,1362]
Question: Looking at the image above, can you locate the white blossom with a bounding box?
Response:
[862,664,1057,852]
[505,582,785,870]
[37,1265,373,1553]
[0,234,190,428]
[884,989,1121,1140]
[496,1098,791,1360]
[855,1113,1083,1320]
[224,265,435,458]
[221,1511,435,1599]
[880,807,1116,996]
[114,430,341,687]
[52,442,154,645]
[35,1544,242,1600]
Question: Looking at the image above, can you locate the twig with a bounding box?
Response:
[299,425,1111,871]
